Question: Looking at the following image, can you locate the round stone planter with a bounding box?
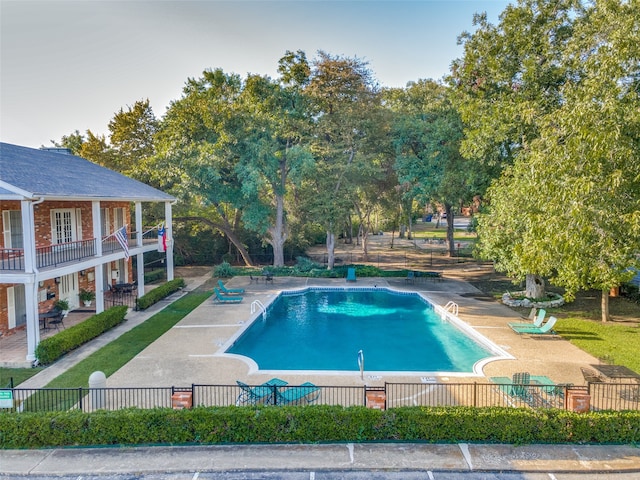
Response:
[502,290,565,308]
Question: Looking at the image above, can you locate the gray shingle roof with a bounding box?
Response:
[0,142,174,202]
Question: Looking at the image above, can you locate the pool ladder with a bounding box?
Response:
[443,301,459,316]
[251,300,267,319]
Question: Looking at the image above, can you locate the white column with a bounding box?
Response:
[93,201,105,313]
[136,252,145,298]
[135,202,143,247]
[165,201,174,281]
[22,200,39,362]
[25,280,39,362]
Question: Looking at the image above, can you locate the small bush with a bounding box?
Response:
[34,306,128,365]
[136,278,185,310]
[213,261,236,278]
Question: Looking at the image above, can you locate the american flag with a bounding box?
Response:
[114,226,129,259]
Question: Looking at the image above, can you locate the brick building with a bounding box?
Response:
[0,143,175,363]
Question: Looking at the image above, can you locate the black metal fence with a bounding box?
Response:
[2,381,638,414]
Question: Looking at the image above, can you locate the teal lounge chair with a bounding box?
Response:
[236,378,288,405]
[509,315,557,334]
[218,279,245,295]
[213,287,243,303]
[508,308,546,329]
[491,372,535,404]
[346,267,357,282]
[275,382,321,405]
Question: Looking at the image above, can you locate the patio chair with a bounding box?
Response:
[47,309,65,331]
[235,378,288,405]
[275,382,321,406]
[509,316,557,335]
[249,274,262,283]
[405,271,415,284]
[346,267,357,282]
[508,308,547,329]
[212,287,243,304]
[217,279,245,295]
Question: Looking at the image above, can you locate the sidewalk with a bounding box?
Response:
[1,442,639,476]
[16,272,212,390]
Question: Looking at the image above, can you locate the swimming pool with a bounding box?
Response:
[224,287,511,376]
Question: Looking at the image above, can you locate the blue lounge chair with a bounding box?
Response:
[275,382,321,405]
[213,287,243,303]
[508,308,546,329]
[509,316,557,334]
[218,279,245,295]
[346,267,357,282]
[236,378,288,405]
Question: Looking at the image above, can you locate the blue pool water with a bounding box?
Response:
[226,288,495,373]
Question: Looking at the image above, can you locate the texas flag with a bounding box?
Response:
[158,223,167,252]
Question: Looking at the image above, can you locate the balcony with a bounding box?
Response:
[1,229,160,273]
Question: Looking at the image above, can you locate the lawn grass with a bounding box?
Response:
[0,367,42,388]
[554,317,640,374]
[44,291,211,389]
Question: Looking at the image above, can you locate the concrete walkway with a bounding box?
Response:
[1,442,639,476]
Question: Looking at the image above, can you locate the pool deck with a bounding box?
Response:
[91,274,596,390]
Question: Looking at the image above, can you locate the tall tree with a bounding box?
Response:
[304,51,382,268]
[390,80,490,256]
[472,0,640,321]
[451,0,582,296]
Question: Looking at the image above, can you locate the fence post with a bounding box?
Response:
[473,382,477,407]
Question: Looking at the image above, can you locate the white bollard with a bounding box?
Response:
[89,371,107,410]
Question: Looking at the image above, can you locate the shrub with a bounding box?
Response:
[1,406,639,448]
[213,261,236,278]
[135,278,185,310]
[144,269,166,284]
[34,306,128,365]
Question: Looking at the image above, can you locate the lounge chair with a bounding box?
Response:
[346,267,357,282]
[508,308,547,329]
[509,316,557,334]
[236,378,288,405]
[218,279,245,295]
[275,382,321,406]
[212,287,243,303]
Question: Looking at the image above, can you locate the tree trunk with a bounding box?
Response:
[601,289,611,323]
[326,231,336,270]
[525,274,545,299]
[267,191,287,267]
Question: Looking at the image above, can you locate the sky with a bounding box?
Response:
[1,0,510,149]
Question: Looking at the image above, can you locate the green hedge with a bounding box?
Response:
[135,278,186,310]
[1,406,639,448]
[144,269,166,284]
[34,306,128,365]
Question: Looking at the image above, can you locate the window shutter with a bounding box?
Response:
[75,208,83,240]
[2,211,11,247]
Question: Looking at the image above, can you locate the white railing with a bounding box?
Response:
[444,301,459,317]
[251,300,266,319]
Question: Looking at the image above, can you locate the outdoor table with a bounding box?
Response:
[591,364,640,383]
[39,309,61,330]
